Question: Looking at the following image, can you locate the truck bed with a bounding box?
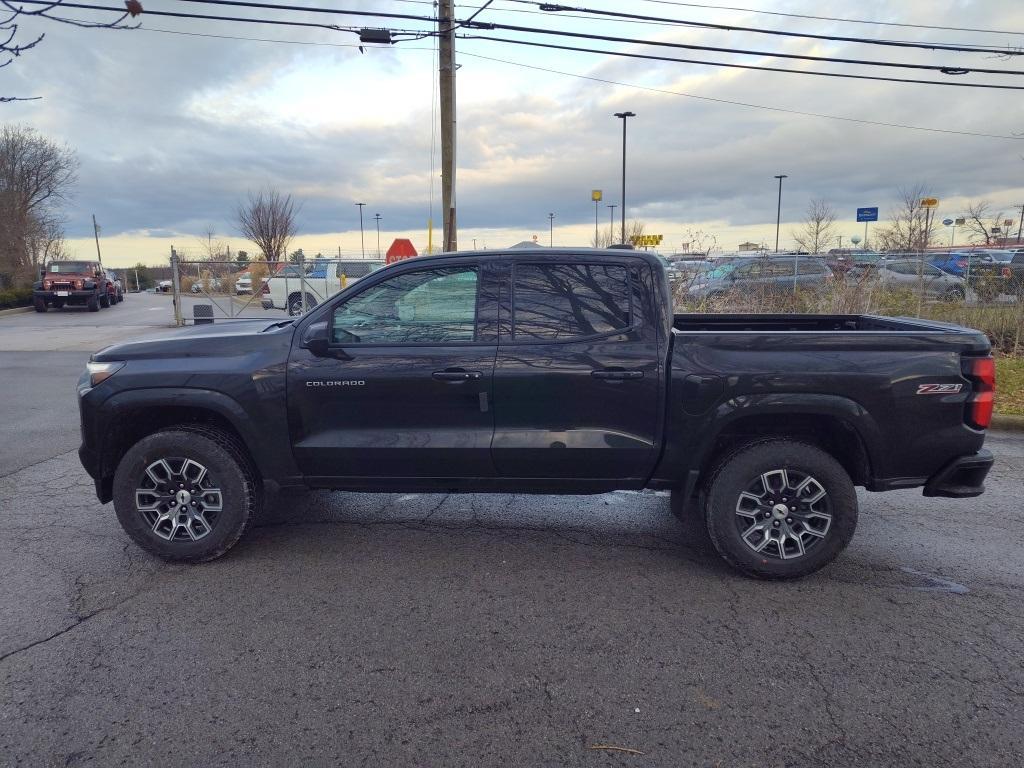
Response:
[673,313,983,337]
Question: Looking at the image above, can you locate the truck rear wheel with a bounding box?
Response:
[112,427,260,562]
[99,293,110,308]
[703,439,857,579]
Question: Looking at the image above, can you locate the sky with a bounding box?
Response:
[5,0,1024,267]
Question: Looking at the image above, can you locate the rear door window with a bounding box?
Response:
[512,263,631,341]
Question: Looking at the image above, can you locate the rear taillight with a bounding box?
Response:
[964,357,995,430]
[956,260,966,269]
[261,281,270,294]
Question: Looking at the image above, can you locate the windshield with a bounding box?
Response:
[49,262,93,274]
[705,262,736,280]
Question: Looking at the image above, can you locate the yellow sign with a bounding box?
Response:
[630,234,664,247]
[591,189,603,202]
[920,197,940,209]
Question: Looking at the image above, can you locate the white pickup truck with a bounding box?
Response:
[261,259,385,315]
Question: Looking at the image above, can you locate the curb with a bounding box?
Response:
[0,305,32,317]
[991,413,1024,433]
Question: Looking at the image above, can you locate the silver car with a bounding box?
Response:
[855,259,965,301]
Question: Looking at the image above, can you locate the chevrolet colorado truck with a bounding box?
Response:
[77,248,996,579]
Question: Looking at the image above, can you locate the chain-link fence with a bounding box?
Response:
[669,250,1024,355]
[168,252,386,325]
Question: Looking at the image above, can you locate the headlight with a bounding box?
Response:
[75,279,84,289]
[86,361,125,387]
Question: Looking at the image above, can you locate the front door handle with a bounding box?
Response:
[591,369,644,380]
[432,369,483,381]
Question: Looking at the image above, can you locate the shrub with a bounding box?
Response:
[0,287,33,309]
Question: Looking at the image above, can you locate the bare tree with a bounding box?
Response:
[235,189,299,263]
[874,184,935,252]
[0,125,78,285]
[791,199,837,254]
[591,219,646,248]
[196,226,229,261]
[680,227,718,255]
[1,1,143,102]
[960,200,1006,245]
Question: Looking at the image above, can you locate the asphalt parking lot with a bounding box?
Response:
[1,293,1022,766]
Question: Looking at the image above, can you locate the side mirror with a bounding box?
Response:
[301,320,330,357]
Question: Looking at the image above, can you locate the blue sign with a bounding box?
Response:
[857,207,879,222]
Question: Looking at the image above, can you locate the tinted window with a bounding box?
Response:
[887,261,920,275]
[797,260,826,275]
[765,259,795,277]
[513,263,630,341]
[331,267,478,344]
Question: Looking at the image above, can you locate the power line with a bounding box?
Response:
[591,0,1024,37]
[460,35,1024,90]
[119,23,1024,140]
[533,3,1024,56]
[170,0,1024,77]
[457,48,1024,140]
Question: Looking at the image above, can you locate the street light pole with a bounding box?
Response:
[594,199,599,246]
[607,204,617,246]
[373,213,382,257]
[773,175,788,253]
[548,213,555,247]
[355,202,366,258]
[614,111,636,244]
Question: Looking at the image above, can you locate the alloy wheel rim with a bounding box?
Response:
[734,468,832,560]
[135,457,223,542]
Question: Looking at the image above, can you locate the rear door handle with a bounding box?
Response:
[432,369,483,381]
[591,369,644,380]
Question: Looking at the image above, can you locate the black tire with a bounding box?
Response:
[99,293,110,308]
[113,426,261,562]
[942,286,965,302]
[87,295,100,312]
[33,298,47,312]
[704,439,857,580]
[287,292,317,316]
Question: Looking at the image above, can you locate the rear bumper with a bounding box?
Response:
[923,449,994,498]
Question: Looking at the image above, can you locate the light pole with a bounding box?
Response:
[373,213,382,257]
[548,213,555,247]
[608,204,617,246]
[355,202,366,258]
[614,111,636,244]
[773,175,787,253]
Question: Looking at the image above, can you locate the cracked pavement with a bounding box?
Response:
[2,305,1024,766]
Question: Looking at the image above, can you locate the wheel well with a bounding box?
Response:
[702,413,871,487]
[101,406,254,480]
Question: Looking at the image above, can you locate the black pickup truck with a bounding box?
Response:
[77,248,995,579]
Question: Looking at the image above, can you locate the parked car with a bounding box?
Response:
[234,273,253,295]
[685,254,832,300]
[852,259,966,301]
[259,263,306,309]
[77,248,994,580]
[32,260,110,312]
[191,277,224,294]
[928,251,994,277]
[825,250,883,274]
[263,259,385,315]
[157,280,172,293]
[105,271,125,304]
[969,251,1024,298]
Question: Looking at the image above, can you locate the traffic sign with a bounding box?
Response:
[856,207,879,222]
[630,234,664,247]
[591,189,603,202]
[921,197,940,209]
[942,218,954,226]
[955,217,966,226]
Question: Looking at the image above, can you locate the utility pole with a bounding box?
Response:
[92,214,103,268]
[355,202,366,258]
[548,213,555,247]
[614,111,635,244]
[1017,203,1024,244]
[374,213,382,257]
[773,175,787,253]
[439,0,458,251]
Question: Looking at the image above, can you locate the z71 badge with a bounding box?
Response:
[916,383,963,395]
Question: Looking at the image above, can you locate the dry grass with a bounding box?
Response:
[996,358,1024,416]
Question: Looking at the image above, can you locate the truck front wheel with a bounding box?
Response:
[33,298,47,312]
[112,427,260,562]
[703,439,857,580]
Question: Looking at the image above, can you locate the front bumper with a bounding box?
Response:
[923,449,994,498]
[34,289,95,301]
